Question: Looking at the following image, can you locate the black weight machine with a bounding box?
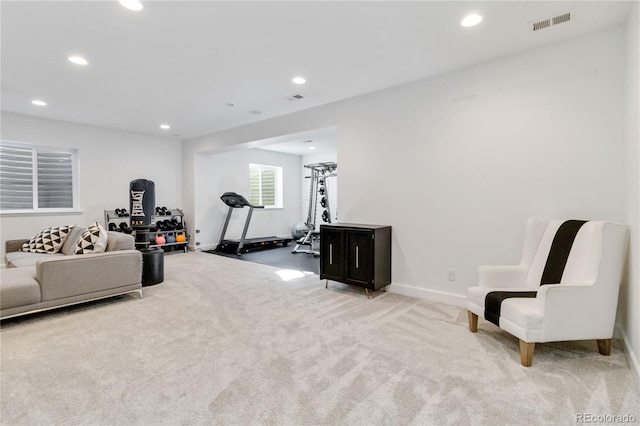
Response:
[215,192,292,255]
[292,162,337,256]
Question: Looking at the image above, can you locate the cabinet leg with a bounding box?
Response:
[325,280,329,289]
[365,288,374,299]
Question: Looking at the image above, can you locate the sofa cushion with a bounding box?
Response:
[60,226,83,256]
[0,267,41,309]
[37,250,142,302]
[106,231,135,251]
[5,251,65,268]
[21,225,73,254]
[74,222,108,254]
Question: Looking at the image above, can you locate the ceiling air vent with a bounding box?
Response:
[531,11,571,32]
[284,94,304,101]
[552,12,571,26]
[532,18,550,31]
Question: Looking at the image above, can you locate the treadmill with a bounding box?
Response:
[215,192,293,255]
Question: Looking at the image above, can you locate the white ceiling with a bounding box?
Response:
[252,126,337,157]
[1,1,632,146]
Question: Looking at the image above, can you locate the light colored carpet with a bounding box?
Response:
[1,252,638,426]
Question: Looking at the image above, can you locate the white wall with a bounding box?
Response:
[1,113,182,260]
[182,26,634,357]
[621,2,640,383]
[185,27,627,289]
[194,148,301,251]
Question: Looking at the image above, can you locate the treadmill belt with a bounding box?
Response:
[217,236,292,254]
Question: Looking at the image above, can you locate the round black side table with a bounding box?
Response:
[141,248,164,286]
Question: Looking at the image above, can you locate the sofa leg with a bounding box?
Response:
[519,340,535,367]
[468,311,478,332]
[597,339,611,356]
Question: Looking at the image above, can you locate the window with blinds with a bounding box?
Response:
[249,164,282,208]
[0,142,78,212]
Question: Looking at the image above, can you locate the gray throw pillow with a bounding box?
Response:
[61,226,83,256]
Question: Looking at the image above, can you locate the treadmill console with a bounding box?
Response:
[220,192,250,208]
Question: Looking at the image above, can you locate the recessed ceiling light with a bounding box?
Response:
[68,56,88,65]
[249,110,262,115]
[160,124,170,130]
[119,0,143,11]
[31,99,47,106]
[309,147,316,150]
[225,102,235,107]
[292,77,306,85]
[461,14,483,27]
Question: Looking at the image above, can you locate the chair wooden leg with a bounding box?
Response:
[597,339,612,356]
[467,311,478,332]
[519,340,535,367]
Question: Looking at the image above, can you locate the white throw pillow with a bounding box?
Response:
[21,225,73,254]
[74,222,108,254]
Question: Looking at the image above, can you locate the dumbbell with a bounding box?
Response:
[108,223,117,231]
[322,210,330,223]
[318,186,325,195]
[320,197,327,208]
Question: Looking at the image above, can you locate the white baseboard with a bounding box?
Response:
[193,243,215,252]
[388,283,467,308]
[616,324,640,392]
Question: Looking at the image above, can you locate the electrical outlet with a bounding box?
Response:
[196,242,201,246]
[196,229,201,233]
[447,269,455,281]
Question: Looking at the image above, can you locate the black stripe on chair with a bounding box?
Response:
[484,220,588,327]
[540,220,587,285]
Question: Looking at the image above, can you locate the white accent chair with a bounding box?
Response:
[466,218,629,367]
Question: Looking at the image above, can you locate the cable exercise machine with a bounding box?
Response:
[292,162,337,256]
[216,192,292,255]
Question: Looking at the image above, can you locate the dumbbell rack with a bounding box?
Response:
[104,209,133,234]
[104,208,189,254]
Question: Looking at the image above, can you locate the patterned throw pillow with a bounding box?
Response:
[74,222,108,254]
[21,225,73,254]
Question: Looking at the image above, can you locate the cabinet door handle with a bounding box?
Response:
[355,245,359,268]
[329,243,333,265]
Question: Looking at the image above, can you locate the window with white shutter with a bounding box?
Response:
[248,164,282,208]
[0,141,79,213]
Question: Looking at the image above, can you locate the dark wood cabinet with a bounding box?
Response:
[320,223,391,294]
